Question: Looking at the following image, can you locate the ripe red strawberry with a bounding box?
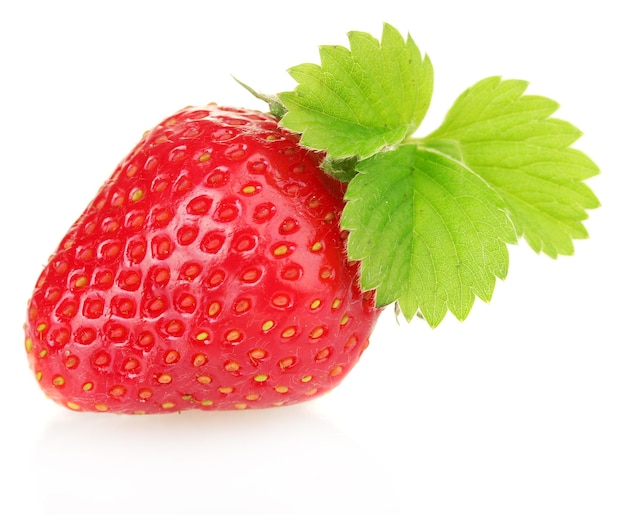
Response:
[24,104,380,414]
[25,25,599,415]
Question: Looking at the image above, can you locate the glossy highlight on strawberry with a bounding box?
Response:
[25,104,380,413]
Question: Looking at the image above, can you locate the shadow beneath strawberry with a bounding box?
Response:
[33,403,405,515]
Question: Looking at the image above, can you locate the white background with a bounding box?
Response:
[1,1,624,513]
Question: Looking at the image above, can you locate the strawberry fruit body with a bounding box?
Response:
[25,104,380,413]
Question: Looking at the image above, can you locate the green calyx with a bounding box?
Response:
[259,23,600,327]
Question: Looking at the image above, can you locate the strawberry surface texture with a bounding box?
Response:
[25,104,380,414]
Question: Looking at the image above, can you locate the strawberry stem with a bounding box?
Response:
[233,76,287,119]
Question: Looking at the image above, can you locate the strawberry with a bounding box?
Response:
[24,25,599,414]
[24,104,380,413]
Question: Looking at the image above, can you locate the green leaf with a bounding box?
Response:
[276,25,600,326]
[342,145,517,327]
[424,76,600,257]
[279,23,433,159]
